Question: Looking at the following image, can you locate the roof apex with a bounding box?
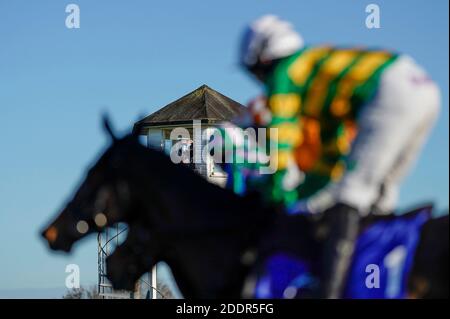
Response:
[134,84,246,130]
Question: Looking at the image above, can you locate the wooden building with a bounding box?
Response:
[134,84,246,186]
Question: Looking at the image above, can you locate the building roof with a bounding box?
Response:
[134,85,246,132]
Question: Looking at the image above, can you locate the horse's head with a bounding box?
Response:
[105,222,159,291]
[41,115,147,252]
[41,114,274,297]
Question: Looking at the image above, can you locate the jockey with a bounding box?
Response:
[232,15,441,298]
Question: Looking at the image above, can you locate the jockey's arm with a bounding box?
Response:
[264,71,303,205]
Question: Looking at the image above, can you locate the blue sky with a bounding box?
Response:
[0,0,448,297]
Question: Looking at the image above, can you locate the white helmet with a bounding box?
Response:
[240,15,304,68]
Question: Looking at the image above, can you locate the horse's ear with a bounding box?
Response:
[132,116,145,140]
[102,113,117,142]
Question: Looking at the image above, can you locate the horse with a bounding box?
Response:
[41,116,282,298]
[41,116,448,299]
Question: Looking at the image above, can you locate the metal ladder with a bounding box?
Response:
[97,226,163,299]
